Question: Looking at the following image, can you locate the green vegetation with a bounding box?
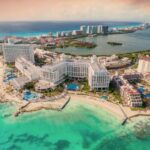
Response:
[48,49,150,58]
[107,42,123,46]
[81,80,90,92]
[7,63,15,68]
[46,39,97,49]
[68,40,97,48]
[109,82,122,103]
[34,55,46,66]
[118,50,150,62]
[41,85,64,97]
[24,82,36,90]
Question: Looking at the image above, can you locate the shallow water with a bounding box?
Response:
[0,100,150,150]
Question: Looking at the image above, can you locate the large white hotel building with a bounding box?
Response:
[40,55,110,91]
[15,55,110,91]
[2,44,35,63]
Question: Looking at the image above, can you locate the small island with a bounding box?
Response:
[107,41,123,46]
[56,39,97,49]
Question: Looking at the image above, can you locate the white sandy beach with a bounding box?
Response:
[69,94,150,121]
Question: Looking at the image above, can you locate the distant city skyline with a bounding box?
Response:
[0,0,150,22]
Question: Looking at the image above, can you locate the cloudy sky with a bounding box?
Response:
[0,0,150,21]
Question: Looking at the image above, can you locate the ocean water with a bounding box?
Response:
[1,100,150,150]
[0,21,141,38]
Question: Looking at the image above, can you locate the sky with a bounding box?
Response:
[0,0,150,22]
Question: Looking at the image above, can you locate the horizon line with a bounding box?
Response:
[0,20,144,23]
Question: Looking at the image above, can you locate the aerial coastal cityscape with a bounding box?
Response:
[0,22,150,149]
[0,22,149,123]
[1,0,150,150]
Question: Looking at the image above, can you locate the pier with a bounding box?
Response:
[118,104,128,126]
[123,114,150,125]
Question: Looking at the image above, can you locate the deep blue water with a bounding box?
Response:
[0,21,142,38]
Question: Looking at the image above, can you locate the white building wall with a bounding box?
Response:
[67,62,88,78]
[137,59,150,73]
[3,44,35,63]
[15,58,40,81]
[137,59,145,73]
[41,60,110,90]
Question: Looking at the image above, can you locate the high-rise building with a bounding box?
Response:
[61,32,66,37]
[80,25,87,34]
[102,26,109,35]
[2,44,35,63]
[91,26,98,34]
[97,25,103,34]
[87,26,93,34]
[56,32,61,37]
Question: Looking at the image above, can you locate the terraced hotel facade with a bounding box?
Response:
[41,55,110,91]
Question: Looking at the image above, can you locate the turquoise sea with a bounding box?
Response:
[1,99,150,150]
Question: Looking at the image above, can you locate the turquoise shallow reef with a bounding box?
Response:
[1,100,150,150]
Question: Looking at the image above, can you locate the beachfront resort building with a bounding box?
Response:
[2,44,35,63]
[113,76,143,107]
[137,57,150,73]
[15,57,40,81]
[11,57,40,90]
[13,54,110,91]
[40,55,110,91]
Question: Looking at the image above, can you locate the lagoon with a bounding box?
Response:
[52,29,150,56]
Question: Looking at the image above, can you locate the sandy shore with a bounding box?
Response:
[69,94,150,121]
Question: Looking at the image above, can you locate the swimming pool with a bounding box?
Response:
[3,72,17,83]
[144,94,150,99]
[138,86,150,99]
[100,96,108,101]
[67,83,80,91]
[23,91,39,101]
[138,86,145,93]
[3,75,16,83]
